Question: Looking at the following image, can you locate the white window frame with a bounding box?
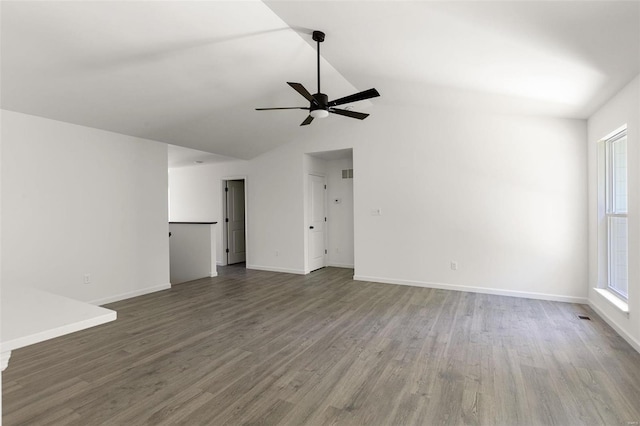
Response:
[603,128,628,301]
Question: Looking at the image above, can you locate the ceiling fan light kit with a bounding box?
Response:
[256,30,380,126]
[310,109,330,119]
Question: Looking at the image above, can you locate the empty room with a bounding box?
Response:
[1,1,639,425]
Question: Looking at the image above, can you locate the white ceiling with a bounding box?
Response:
[167,144,239,168]
[2,1,638,161]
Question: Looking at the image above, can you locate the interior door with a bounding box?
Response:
[226,180,246,264]
[308,174,326,272]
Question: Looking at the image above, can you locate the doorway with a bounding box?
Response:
[305,149,354,271]
[223,179,246,265]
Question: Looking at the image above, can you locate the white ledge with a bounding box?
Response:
[1,286,116,370]
[594,288,629,315]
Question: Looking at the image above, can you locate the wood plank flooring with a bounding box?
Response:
[3,266,640,425]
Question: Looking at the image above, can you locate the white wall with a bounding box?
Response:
[170,107,588,302]
[169,161,247,222]
[247,148,307,273]
[588,75,640,351]
[170,153,356,272]
[169,223,217,284]
[326,157,354,268]
[253,109,587,302]
[1,110,170,304]
[169,160,249,265]
[350,109,587,302]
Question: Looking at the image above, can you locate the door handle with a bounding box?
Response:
[309,226,314,229]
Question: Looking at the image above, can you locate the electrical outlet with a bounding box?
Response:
[275,250,279,257]
[83,273,91,284]
[450,261,458,271]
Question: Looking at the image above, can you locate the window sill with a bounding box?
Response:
[594,288,629,315]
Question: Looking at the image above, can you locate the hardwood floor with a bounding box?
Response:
[3,266,640,425]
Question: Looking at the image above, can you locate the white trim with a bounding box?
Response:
[210,223,217,278]
[602,129,628,300]
[352,275,588,304]
[306,172,328,272]
[221,174,248,181]
[593,287,629,314]
[599,125,628,143]
[327,262,354,269]
[221,176,248,268]
[88,283,171,306]
[1,351,12,371]
[246,264,306,275]
[589,300,640,354]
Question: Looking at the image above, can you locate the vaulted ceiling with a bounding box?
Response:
[2,1,638,160]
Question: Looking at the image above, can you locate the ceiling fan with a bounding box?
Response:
[256,30,380,126]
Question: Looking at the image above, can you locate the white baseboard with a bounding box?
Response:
[353,275,588,304]
[589,301,640,354]
[246,264,306,275]
[209,272,218,277]
[89,283,171,306]
[327,262,355,269]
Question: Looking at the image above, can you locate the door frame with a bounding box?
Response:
[306,173,327,273]
[221,176,248,267]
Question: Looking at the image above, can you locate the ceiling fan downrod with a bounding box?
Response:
[313,30,325,95]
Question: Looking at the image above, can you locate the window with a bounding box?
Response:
[604,129,628,300]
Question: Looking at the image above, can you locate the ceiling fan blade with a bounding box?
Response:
[328,88,380,107]
[300,115,314,126]
[255,107,310,111]
[329,108,370,120]
[287,82,318,105]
